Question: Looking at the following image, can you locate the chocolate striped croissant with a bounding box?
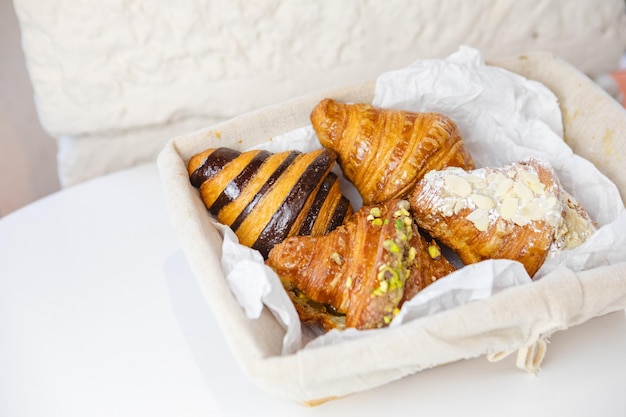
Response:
[188,147,354,259]
[310,98,475,205]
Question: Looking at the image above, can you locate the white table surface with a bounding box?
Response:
[1,162,625,417]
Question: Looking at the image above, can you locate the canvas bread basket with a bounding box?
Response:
[157,52,626,404]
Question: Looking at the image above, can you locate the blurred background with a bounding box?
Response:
[1,0,625,218]
[0,0,58,217]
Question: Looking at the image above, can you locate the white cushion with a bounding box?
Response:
[13,0,626,186]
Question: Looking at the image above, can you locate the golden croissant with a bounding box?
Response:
[407,158,596,277]
[310,98,475,205]
[267,199,456,331]
[188,147,354,259]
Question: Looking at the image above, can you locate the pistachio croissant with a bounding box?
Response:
[188,147,354,259]
[402,227,457,304]
[407,158,596,277]
[267,199,456,331]
[310,98,475,205]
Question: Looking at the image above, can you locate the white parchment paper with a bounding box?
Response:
[215,47,626,354]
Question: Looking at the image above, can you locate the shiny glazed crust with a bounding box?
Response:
[310,98,475,205]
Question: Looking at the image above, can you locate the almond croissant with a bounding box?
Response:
[188,147,354,259]
[310,98,475,205]
[407,158,596,277]
[267,199,456,331]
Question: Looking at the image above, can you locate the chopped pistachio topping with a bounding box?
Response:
[383,239,401,253]
[374,265,403,296]
[377,265,392,280]
[377,265,401,285]
[428,244,441,259]
[369,200,414,329]
[368,207,384,225]
[330,252,343,265]
[389,273,403,291]
[408,247,417,262]
[382,304,402,325]
[393,208,411,218]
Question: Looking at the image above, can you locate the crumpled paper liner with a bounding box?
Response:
[157,48,626,402]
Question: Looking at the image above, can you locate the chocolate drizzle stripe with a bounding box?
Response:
[230,151,300,233]
[307,179,352,236]
[190,147,241,188]
[253,151,335,258]
[297,172,337,235]
[209,150,271,216]
[326,197,352,233]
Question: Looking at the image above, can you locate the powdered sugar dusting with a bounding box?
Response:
[422,158,567,234]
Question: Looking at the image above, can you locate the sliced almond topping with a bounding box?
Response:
[466,208,490,232]
[513,181,534,202]
[500,197,519,220]
[495,177,515,198]
[519,202,543,221]
[473,215,490,232]
[444,174,472,198]
[454,199,467,215]
[519,169,541,185]
[470,194,495,210]
[512,215,531,227]
[529,181,546,195]
[465,174,487,190]
[492,172,507,183]
[466,207,489,222]
[464,174,484,184]
[542,196,559,211]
